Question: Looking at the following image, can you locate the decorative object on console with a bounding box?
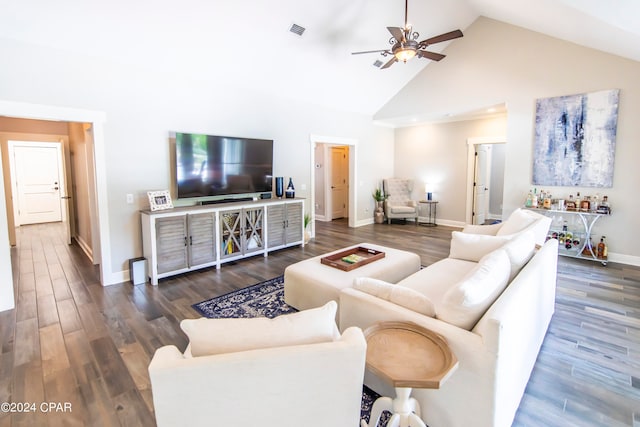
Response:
[147,190,173,211]
[285,177,295,198]
[275,177,284,198]
[533,89,619,187]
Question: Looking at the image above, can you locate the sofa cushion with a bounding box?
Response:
[353,277,435,317]
[437,249,511,330]
[496,208,537,237]
[397,258,477,307]
[180,301,337,357]
[449,231,511,262]
[501,230,536,281]
[388,204,416,214]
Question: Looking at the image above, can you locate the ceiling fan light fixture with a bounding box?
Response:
[394,47,416,62]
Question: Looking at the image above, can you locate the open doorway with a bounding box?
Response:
[313,143,350,222]
[1,118,97,261]
[466,137,507,225]
[309,134,358,237]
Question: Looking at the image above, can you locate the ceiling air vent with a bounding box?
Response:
[373,60,383,68]
[289,23,306,36]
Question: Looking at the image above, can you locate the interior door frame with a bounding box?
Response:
[309,134,358,238]
[465,136,506,225]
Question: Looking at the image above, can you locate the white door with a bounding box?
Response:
[473,145,491,225]
[330,146,348,220]
[12,143,63,225]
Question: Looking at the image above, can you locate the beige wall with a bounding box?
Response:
[394,115,507,225]
[378,17,640,264]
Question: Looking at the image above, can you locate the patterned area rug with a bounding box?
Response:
[192,275,391,426]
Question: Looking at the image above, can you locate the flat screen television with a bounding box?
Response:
[175,132,273,199]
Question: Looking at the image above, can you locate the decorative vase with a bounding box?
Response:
[275,177,284,198]
[285,177,295,199]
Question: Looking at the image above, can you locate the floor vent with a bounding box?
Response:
[289,23,306,36]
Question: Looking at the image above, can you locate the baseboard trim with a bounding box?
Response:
[75,235,93,263]
[607,252,640,267]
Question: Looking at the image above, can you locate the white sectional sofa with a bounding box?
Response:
[339,209,556,427]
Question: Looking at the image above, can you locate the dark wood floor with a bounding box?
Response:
[1,219,638,426]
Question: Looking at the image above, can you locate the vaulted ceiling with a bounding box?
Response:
[1,0,638,116]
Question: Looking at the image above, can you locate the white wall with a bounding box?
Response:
[378,17,640,264]
[0,36,394,284]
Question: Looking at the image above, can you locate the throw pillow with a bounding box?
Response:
[353,277,436,317]
[501,230,536,281]
[437,248,510,330]
[180,300,337,357]
[448,231,511,262]
[496,208,537,236]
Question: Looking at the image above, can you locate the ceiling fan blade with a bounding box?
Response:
[387,26,405,42]
[418,29,463,47]
[352,49,390,55]
[381,57,398,69]
[417,50,446,61]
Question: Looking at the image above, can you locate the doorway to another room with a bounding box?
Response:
[1,118,98,262]
[313,142,351,223]
[466,137,506,225]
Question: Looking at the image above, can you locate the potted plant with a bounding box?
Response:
[303,213,312,243]
[372,188,387,224]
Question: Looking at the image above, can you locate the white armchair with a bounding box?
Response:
[382,178,419,225]
[148,301,367,427]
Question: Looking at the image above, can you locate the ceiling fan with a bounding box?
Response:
[352,0,463,69]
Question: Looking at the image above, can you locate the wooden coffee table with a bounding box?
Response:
[361,322,458,427]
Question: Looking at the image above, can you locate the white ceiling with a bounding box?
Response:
[1,0,638,119]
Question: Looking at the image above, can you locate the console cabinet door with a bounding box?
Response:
[243,207,264,255]
[187,212,216,267]
[285,202,303,244]
[267,204,285,248]
[220,210,242,259]
[155,216,188,274]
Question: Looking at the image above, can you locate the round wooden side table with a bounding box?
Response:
[361,321,458,427]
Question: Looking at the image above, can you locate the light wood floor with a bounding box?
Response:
[1,220,638,426]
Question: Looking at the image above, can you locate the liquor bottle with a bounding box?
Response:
[602,236,608,259]
[525,190,534,207]
[582,237,593,256]
[566,194,576,211]
[285,177,295,199]
[531,188,538,208]
[597,237,605,259]
[598,196,610,214]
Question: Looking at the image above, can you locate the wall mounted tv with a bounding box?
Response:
[175,132,273,199]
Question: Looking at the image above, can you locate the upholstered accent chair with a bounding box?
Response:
[382,178,419,224]
[148,301,367,427]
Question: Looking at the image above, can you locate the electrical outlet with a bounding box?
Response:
[126,194,134,204]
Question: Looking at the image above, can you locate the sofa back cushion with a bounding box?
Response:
[180,301,338,357]
[353,277,436,317]
[437,249,511,330]
[449,231,510,262]
[501,231,536,281]
[496,208,536,236]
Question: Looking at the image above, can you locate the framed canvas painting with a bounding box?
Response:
[532,89,619,187]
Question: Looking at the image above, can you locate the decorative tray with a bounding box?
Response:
[320,246,385,271]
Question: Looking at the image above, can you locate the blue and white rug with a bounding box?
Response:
[192,275,391,426]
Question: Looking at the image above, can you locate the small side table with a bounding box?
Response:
[418,201,438,226]
[361,322,458,427]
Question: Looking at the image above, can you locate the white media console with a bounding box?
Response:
[141,198,304,285]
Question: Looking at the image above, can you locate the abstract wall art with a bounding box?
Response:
[533,89,619,187]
